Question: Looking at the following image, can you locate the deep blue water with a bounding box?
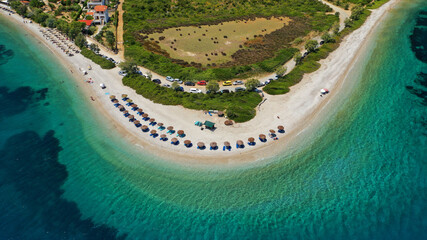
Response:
[0,0,426,239]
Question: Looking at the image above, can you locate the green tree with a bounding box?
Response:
[245,79,260,91]
[89,43,99,53]
[171,81,180,90]
[29,0,44,8]
[45,17,56,28]
[350,5,364,21]
[119,60,138,74]
[305,40,318,53]
[275,66,287,77]
[206,80,220,93]
[321,32,333,43]
[146,71,152,80]
[95,33,103,42]
[294,52,302,65]
[332,22,340,35]
[105,30,115,50]
[74,33,87,48]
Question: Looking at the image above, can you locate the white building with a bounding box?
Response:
[87,0,107,9]
[93,5,109,24]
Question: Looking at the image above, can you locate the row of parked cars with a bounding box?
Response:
[118,71,274,93]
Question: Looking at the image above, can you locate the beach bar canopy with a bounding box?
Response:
[204,121,215,129]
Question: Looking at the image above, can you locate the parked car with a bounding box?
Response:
[221,89,230,93]
[223,81,232,86]
[258,82,265,87]
[197,80,207,85]
[162,83,171,88]
[235,87,245,92]
[152,79,161,84]
[166,76,174,82]
[118,70,127,77]
[175,86,184,92]
[264,79,271,85]
[268,78,274,81]
[174,78,183,84]
[319,40,325,45]
[233,80,243,85]
[185,81,195,86]
[189,88,202,93]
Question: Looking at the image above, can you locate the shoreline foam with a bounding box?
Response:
[0,0,400,165]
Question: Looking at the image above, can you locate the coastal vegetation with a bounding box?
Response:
[123,0,338,80]
[122,74,262,122]
[264,7,372,95]
[80,48,116,69]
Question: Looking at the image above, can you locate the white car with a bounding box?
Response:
[163,84,171,88]
[233,80,243,85]
[264,79,271,85]
[166,76,174,82]
[174,79,183,84]
[189,88,202,93]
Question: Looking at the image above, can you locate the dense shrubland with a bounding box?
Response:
[123,0,338,80]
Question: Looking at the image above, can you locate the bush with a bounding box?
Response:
[80,48,116,69]
[122,75,262,122]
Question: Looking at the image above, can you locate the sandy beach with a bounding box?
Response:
[0,0,400,165]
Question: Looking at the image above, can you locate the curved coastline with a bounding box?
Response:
[0,0,400,165]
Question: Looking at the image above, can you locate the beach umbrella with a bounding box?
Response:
[149,118,156,122]
[112,99,119,103]
[123,110,129,114]
[197,142,205,148]
[126,99,133,103]
[278,125,284,131]
[167,126,174,131]
[150,130,157,134]
[184,140,191,145]
[177,130,184,135]
[157,123,164,127]
[224,141,230,147]
[137,109,143,113]
[118,105,124,109]
[141,125,148,130]
[110,95,116,100]
[210,142,217,147]
[131,104,137,108]
[224,120,233,126]
[160,134,166,139]
[171,138,178,143]
[269,129,276,134]
[217,111,224,117]
[128,115,135,119]
[259,134,266,139]
[248,137,255,142]
[236,140,244,146]
[121,94,128,98]
[142,113,148,118]
[134,120,140,125]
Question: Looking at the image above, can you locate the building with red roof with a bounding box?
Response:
[93,5,109,24]
[78,19,93,27]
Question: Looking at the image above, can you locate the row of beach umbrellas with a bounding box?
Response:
[40,28,79,55]
[110,94,285,151]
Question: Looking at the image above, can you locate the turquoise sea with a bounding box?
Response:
[0,0,426,239]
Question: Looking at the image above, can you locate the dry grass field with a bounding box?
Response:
[147,17,291,66]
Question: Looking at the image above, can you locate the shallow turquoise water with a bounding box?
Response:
[0,0,426,239]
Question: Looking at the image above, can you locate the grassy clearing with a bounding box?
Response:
[80,48,116,69]
[148,17,290,65]
[123,75,262,122]
[123,0,337,80]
